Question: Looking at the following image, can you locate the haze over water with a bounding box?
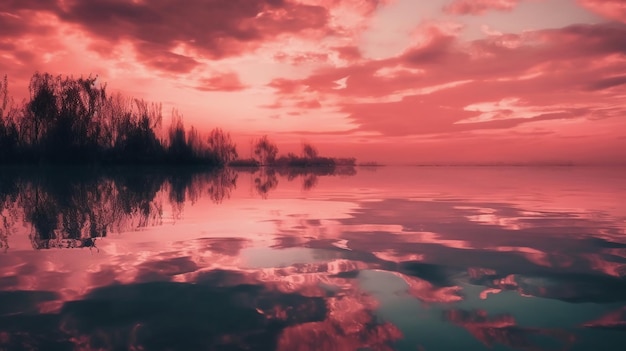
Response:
[0,166,625,350]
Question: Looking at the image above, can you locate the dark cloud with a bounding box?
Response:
[401,32,458,65]
[0,0,58,12]
[589,75,626,91]
[546,23,626,57]
[134,42,200,73]
[1,0,331,74]
[0,11,55,38]
[53,0,328,60]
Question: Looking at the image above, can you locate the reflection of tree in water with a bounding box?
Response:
[278,165,357,191]
[0,168,238,249]
[0,180,20,251]
[166,168,238,218]
[20,172,163,250]
[206,168,238,204]
[301,174,318,191]
[251,164,357,196]
[254,168,279,199]
[1,164,357,247]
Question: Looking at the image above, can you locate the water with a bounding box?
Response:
[0,166,625,350]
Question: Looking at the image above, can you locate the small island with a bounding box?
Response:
[229,135,355,168]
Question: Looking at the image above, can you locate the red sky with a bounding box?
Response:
[1,0,626,164]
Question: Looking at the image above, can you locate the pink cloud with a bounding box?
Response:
[0,0,334,75]
[443,0,520,15]
[578,0,626,23]
[295,99,322,109]
[333,45,362,61]
[401,29,461,66]
[1,0,624,164]
[588,75,626,91]
[196,72,247,92]
[134,42,200,74]
[267,22,626,138]
[274,51,329,65]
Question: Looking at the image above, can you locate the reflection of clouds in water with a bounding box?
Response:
[322,198,626,279]
[1,167,625,349]
[0,258,400,350]
[445,309,576,350]
[583,307,626,330]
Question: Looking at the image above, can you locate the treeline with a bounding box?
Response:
[232,135,356,168]
[0,73,237,165]
[1,72,356,167]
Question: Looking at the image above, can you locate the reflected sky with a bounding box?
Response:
[0,166,625,350]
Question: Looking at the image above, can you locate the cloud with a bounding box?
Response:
[295,99,322,109]
[268,78,306,95]
[333,45,362,61]
[0,0,336,75]
[55,0,328,58]
[134,42,200,73]
[578,0,626,23]
[588,75,626,91]
[443,0,520,15]
[196,72,247,92]
[274,51,329,65]
[401,30,458,65]
[265,21,626,137]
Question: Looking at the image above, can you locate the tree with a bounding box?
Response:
[208,128,238,164]
[27,72,59,145]
[0,75,19,161]
[301,142,318,159]
[253,135,278,165]
[167,110,189,159]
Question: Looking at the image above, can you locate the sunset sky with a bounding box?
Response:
[1,0,625,164]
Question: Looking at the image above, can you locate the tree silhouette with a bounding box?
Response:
[208,128,238,163]
[0,72,357,168]
[0,75,19,162]
[253,135,278,165]
[27,72,59,146]
[302,142,318,159]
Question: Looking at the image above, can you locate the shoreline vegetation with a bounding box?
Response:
[0,73,356,168]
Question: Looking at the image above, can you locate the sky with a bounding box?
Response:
[1,0,625,164]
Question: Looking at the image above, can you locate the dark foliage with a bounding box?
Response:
[0,73,236,166]
[1,73,358,168]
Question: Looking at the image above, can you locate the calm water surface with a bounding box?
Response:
[1,166,625,350]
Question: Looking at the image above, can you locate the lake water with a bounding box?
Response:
[1,166,625,350]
